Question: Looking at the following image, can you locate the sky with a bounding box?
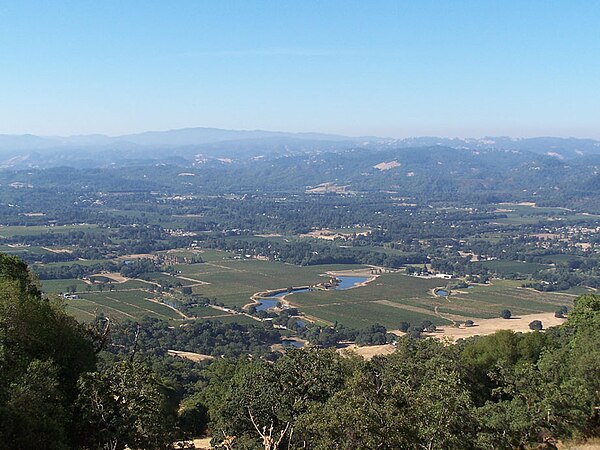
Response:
[1,1,599,138]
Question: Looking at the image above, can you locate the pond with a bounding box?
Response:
[335,276,368,290]
[255,276,369,311]
[281,339,304,348]
[435,289,449,297]
[255,298,280,311]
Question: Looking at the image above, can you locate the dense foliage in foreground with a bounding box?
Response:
[1,252,599,449]
[199,307,600,450]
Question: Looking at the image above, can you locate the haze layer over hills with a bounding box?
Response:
[1,127,600,169]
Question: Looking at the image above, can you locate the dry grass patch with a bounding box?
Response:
[426,312,566,342]
[167,350,214,363]
[373,160,401,171]
[338,343,396,360]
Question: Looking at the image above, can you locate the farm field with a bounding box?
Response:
[186,305,236,318]
[42,278,90,293]
[0,224,98,238]
[172,251,370,307]
[289,274,448,328]
[36,258,107,267]
[0,244,56,255]
[46,249,579,330]
[42,278,155,293]
[288,275,577,329]
[63,290,183,323]
[491,203,600,225]
[476,259,550,275]
[438,280,575,319]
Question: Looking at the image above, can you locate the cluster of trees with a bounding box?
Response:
[33,261,120,280]
[106,317,282,360]
[524,267,600,291]
[192,296,600,449]
[296,321,389,347]
[119,258,160,278]
[204,238,426,268]
[0,253,181,449]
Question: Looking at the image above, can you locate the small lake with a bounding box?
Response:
[281,339,304,348]
[435,289,449,297]
[255,276,369,311]
[335,276,368,290]
[255,298,280,311]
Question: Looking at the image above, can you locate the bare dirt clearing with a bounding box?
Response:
[305,182,353,194]
[41,246,73,254]
[338,343,396,359]
[373,160,401,170]
[116,253,157,260]
[423,312,566,342]
[167,350,214,362]
[89,272,129,283]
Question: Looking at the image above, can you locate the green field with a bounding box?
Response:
[64,290,182,322]
[36,258,107,268]
[48,248,579,330]
[0,245,55,255]
[171,254,452,329]
[42,278,155,293]
[288,274,448,328]
[492,203,600,225]
[290,276,577,328]
[141,250,579,329]
[42,278,91,293]
[173,254,368,307]
[0,224,98,238]
[477,259,549,275]
[187,305,235,318]
[439,280,575,319]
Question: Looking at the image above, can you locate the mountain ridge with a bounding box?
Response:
[1,127,600,169]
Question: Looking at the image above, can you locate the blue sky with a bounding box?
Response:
[1,1,599,137]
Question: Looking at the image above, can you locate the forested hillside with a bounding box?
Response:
[3,144,600,211]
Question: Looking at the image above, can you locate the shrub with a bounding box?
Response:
[420,319,433,329]
[529,320,543,331]
[398,321,410,332]
[501,309,512,319]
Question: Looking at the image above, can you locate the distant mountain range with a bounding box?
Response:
[1,127,600,168]
[0,127,361,150]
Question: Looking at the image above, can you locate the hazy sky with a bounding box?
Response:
[1,1,599,138]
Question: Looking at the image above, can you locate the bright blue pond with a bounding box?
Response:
[436,289,449,297]
[256,276,369,311]
[255,298,279,311]
[335,276,368,290]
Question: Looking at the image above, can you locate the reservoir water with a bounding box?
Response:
[256,275,368,311]
[335,276,368,290]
